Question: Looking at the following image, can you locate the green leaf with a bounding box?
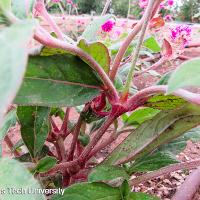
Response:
[144,94,186,110]
[15,146,50,163]
[52,182,121,200]
[0,109,17,157]
[50,108,65,120]
[81,14,113,42]
[90,118,106,133]
[114,75,124,91]
[12,0,34,19]
[78,39,110,74]
[168,58,200,93]
[78,134,90,147]
[11,139,24,153]
[143,36,161,53]
[0,21,35,126]
[104,104,200,165]
[15,47,102,107]
[89,165,129,182]
[0,0,11,28]
[128,192,159,200]
[128,151,179,173]
[159,127,200,155]
[34,156,57,173]
[0,0,11,11]
[15,153,32,162]
[0,157,45,200]
[0,109,16,140]
[123,108,160,126]
[81,107,102,123]
[17,106,50,158]
[156,72,172,85]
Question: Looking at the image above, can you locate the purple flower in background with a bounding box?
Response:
[168,0,174,6]
[170,25,192,46]
[165,14,173,21]
[139,0,148,9]
[159,3,165,9]
[101,20,115,33]
[52,0,61,3]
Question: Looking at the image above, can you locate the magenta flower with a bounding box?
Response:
[52,0,61,3]
[165,14,173,21]
[101,20,115,33]
[139,0,148,9]
[66,0,73,4]
[168,0,174,6]
[170,25,192,46]
[159,3,165,9]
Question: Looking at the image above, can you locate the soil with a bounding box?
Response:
[3,19,200,200]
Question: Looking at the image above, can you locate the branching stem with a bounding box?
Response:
[127,85,200,111]
[109,0,162,82]
[101,0,112,16]
[122,0,154,98]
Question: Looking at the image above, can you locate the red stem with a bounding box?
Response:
[109,0,163,82]
[4,135,21,157]
[126,85,200,111]
[67,116,82,161]
[79,115,116,162]
[60,108,70,137]
[87,133,118,160]
[134,57,167,77]
[34,0,64,40]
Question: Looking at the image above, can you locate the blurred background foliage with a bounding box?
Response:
[47,0,200,22]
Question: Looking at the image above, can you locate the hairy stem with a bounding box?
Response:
[101,0,112,16]
[130,159,200,186]
[50,117,59,132]
[87,133,118,160]
[127,0,131,18]
[60,108,70,137]
[122,0,154,98]
[127,85,200,111]
[134,57,167,77]
[57,136,66,161]
[34,0,64,40]
[109,0,162,82]
[172,167,200,200]
[40,159,79,176]
[4,135,21,157]
[79,115,116,162]
[67,116,82,161]
[87,128,134,160]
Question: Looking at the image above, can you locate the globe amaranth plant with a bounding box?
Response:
[1,0,200,199]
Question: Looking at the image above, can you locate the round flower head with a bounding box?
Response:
[139,0,148,9]
[165,14,173,21]
[168,0,174,6]
[52,0,61,3]
[170,25,192,47]
[67,0,73,4]
[101,19,115,33]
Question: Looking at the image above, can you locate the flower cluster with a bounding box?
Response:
[170,25,192,47]
[138,0,174,9]
[101,19,116,33]
[138,0,148,9]
[52,0,61,3]
[52,0,74,4]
